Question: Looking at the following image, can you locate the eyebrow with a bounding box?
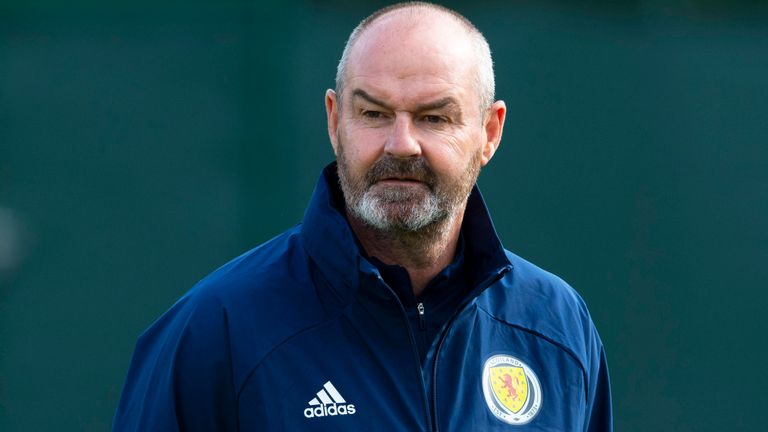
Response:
[351,89,391,110]
[351,89,463,117]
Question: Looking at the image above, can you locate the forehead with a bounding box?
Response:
[344,10,477,107]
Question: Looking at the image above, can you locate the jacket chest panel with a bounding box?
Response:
[432,310,587,431]
[237,316,430,431]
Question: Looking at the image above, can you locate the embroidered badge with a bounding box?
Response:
[481,354,542,425]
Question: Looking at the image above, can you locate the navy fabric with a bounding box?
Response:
[113,163,613,431]
[367,234,468,364]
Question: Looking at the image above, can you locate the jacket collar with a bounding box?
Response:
[300,162,511,303]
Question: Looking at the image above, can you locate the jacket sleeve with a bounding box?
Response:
[112,294,238,431]
[585,341,613,431]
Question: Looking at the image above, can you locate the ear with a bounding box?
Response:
[480,100,506,166]
[326,89,340,155]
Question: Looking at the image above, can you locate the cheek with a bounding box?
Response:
[422,129,482,171]
[340,124,387,167]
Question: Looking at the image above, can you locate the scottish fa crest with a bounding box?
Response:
[481,354,542,425]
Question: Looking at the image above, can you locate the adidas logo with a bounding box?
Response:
[303,381,357,418]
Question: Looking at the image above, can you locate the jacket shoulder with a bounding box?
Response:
[478,250,603,368]
[132,225,330,393]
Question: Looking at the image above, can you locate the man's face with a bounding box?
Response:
[327,12,503,232]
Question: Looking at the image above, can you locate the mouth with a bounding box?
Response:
[376,177,424,185]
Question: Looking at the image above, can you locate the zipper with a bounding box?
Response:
[429,266,511,432]
[375,275,434,431]
[417,302,426,330]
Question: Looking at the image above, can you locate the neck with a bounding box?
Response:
[348,210,465,297]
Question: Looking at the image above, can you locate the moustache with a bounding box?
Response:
[365,157,437,188]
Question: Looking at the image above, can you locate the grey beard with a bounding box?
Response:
[351,183,449,232]
[335,132,481,235]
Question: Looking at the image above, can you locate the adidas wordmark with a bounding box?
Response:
[303,381,357,418]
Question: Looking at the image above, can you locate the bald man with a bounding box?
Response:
[114,3,612,431]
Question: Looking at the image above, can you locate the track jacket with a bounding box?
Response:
[114,164,613,431]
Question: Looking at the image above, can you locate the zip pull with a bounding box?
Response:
[417,302,426,330]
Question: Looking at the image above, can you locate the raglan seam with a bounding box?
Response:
[476,304,591,403]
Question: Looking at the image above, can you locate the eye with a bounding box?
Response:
[423,115,447,124]
[362,110,384,119]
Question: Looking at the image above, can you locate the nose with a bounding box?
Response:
[384,114,421,158]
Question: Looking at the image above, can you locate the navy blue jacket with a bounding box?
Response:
[114,165,612,431]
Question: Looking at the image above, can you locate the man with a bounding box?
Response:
[114,2,612,431]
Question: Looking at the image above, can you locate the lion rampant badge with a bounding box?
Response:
[481,354,542,425]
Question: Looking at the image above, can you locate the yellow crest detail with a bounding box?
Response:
[489,366,529,413]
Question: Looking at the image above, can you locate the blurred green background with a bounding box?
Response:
[1,1,767,430]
